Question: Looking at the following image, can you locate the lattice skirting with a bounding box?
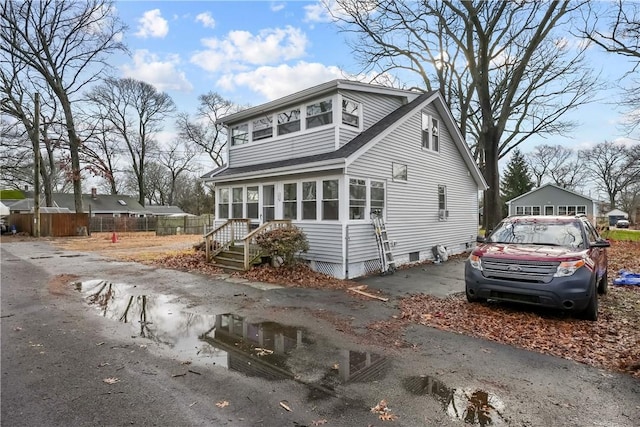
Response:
[309,260,344,279]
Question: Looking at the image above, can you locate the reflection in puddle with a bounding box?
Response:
[76,280,388,398]
[404,375,508,426]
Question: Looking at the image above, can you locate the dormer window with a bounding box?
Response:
[231,124,249,146]
[277,108,301,135]
[252,116,273,141]
[342,99,360,127]
[306,99,333,129]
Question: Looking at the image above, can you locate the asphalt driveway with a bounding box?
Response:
[357,257,466,298]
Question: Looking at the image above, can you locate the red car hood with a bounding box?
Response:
[474,243,586,261]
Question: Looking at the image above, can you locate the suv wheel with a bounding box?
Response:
[579,278,598,321]
[597,270,608,295]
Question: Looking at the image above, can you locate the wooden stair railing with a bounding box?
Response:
[204,219,251,262]
[240,220,293,269]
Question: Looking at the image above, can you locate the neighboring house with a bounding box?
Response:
[506,184,598,219]
[201,79,487,279]
[145,205,189,216]
[17,189,151,217]
[605,209,628,226]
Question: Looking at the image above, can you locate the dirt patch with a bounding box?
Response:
[48,274,80,296]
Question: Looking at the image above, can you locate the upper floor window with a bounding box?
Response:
[252,117,273,141]
[342,99,360,127]
[277,109,301,135]
[421,113,439,152]
[231,124,248,146]
[306,99,333,129]
[392,162,407,181]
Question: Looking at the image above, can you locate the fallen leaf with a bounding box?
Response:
[379,413,397,421]
[312,419,328,426]
[103,377,120,384]
[279,400,292,412]
[216,400,229,408]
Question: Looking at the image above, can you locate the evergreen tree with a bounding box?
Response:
[501,149,534,217]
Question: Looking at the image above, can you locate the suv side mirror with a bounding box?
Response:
[591,239,611,248]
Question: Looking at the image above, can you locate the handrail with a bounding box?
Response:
[204,219,251,261]
[241,220,292,269]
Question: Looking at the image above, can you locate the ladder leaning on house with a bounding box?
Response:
[372,215,396,275]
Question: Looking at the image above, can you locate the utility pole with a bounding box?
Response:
[33,93,40,238]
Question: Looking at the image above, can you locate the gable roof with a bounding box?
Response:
[506,183,595,204]
[202,89,488,189]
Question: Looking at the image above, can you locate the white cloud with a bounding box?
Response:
[270,2,286,12]
[135,9,169,39]
[191,26,308,72]
[216,61,348,100]
[304,0,377,23]
[195,12,216,29]
[121,50,193,92]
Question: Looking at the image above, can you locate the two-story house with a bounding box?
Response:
[201,79,487,279]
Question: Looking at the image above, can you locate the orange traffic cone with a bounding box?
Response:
[111,232,117,243]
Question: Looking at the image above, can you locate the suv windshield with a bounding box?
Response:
[488,220,584,248]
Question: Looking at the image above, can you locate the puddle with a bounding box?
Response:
[404,375,508,426]
[75,280,388,398]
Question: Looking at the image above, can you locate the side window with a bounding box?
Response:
[302,181,316,220]
[431,118,439,152]
[438,185,447,221]
[218,188,229,219]
[392,163,407,181]
[342,99,360,127]
[283,183,297,219]
[322,180,339,220]
[370,181,385,217]
[421,113,430,149]
[231,124,248,146]
[349,178,366,220]
[584,221,599,243]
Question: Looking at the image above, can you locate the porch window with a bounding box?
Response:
[231,124,248,146]
[322,179,339,220]
[219,188,229,219]
[263,185,275,221]
[532,206,541,215]
[232,187,243,218]
[246,186,259,219]
[392,162,407,181]
[277,109,300,135]
[283,183,297,219]
[306,99,332,129]
[371,181,385,217]
[252,116,273,141]
[545,206,554,215]
[302,181,316,220]
[349,178,366,220]
[342,98,360,127]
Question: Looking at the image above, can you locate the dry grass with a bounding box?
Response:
[51,232,203,260]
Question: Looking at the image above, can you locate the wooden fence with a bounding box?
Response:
[7,213,89,237]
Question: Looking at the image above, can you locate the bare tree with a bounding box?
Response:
[157,139,197,205]
[0,0,126,212]
[581,1,640,135]
[176,92,242,168]
[79,114,124,195]
[85,78,175,206]
[329,0,599,229]
[526,144,588,190]
[579,141,640,209]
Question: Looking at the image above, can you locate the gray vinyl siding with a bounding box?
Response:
[230,127,335,168]
[347,105,479,260]
[346,223,379,262]
[295,222,343,263]
[509,186,594,216]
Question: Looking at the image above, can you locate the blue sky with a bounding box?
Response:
[111,1,637,161]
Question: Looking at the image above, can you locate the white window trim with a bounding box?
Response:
[339,95,363,131]
[346,177,386,222]
[515,205,542,215]
[392,162,408,182]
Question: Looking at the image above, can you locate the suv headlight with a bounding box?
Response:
[469,254,482,270]
[554,260,585,277]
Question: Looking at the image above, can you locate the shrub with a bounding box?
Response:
[255,226,309,266]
